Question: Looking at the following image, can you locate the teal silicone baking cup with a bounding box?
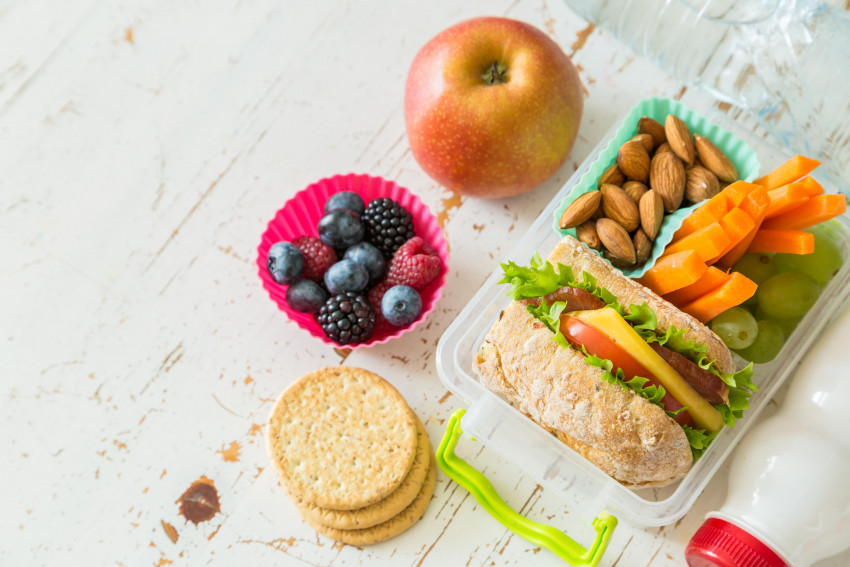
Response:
[553,97,761,278]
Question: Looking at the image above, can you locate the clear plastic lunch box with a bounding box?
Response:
[434,96,850,548]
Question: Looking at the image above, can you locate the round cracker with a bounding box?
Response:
[305,454,436,545]
[293,415,431,529]
[266,366,417,511]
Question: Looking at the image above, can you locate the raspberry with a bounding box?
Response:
[368,280,393,313]
[292,236,337,282]
[367,280,395,335]
[386,237,441,290]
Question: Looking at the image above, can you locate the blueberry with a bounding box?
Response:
[344,242,387,283]
[285,279,328,313]
[324,259,369,295]
[324,191,365,215]
[381,285,422,326]
[267,242,304,285]
[318,209,365,249]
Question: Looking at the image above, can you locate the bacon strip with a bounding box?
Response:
[650,343,729,405]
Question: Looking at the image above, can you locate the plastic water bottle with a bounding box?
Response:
[561,0,850,193]
[684,303,850,566]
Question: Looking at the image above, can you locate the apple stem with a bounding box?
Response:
[481,61,509,85]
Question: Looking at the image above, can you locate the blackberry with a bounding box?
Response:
[362,198,415,257]
[316,291,376,345]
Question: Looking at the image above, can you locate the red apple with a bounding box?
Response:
[404,17,584,198]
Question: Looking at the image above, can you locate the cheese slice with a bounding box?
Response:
[569,307,725,433]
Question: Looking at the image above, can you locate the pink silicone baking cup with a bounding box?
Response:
[257,173,449,349]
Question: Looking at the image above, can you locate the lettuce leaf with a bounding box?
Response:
[526,300,570,349]
[499,255,576,300]
[499,258,622,313]
[716,362,757,426]
[682,426,718,460]
[584,353,667,406]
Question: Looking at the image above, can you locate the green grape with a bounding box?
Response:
[733,253,777,306]
[754,304,802,337]
[734,253,778,284]
[757,272,820,319]
[774,228,844,285]
[734,320,785,364]
[710,307,759,349]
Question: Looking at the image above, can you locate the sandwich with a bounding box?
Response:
[473,236,755,487]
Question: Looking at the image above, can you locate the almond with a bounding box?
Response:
[685,165,721,203]
[590,203,605,221]
[622,180,648,205]
[638,116,667,147]
[664,114,695,166]
[630,133,655,154]
[596,218,636,264]
[633,228,653,265]
[558,190,602,229]
[694,134,738,182]
[649,152,686,212]
[604,250,635,271]
[601,183,640,232]
[693,154,705,169]
[598,164,625,188]
[617,142,650,182]
[576,221,602,251]
[655,142,672,156]
[639,190,664,240]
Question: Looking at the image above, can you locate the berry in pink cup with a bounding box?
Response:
[257,173,449,349]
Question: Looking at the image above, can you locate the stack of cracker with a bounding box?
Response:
[266,366,435,545]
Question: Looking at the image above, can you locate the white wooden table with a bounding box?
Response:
[3,1,848,565]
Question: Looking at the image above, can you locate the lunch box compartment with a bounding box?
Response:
[436,96,850,528]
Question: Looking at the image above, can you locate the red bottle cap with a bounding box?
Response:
[685,517,788,567]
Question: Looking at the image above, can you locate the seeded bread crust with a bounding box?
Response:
[472,236,735,487]
[475,302,692,487]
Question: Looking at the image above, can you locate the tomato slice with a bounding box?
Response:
[559,315,694,428]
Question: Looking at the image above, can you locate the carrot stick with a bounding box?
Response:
[663,266,731,308]
[662,222,731,262]
[798,176,824,197]
[747,229,815,255]
[723,180,759,208]
[761,194,848,231]
[715,187,770,269]
[707,207,756,265]
[672,191,728,242]
[672,181,758,242]
[637,250,707,296]
[753,155,821,190]
[763,181,810,218]
[740,186,771,221]
[681,272,758,323]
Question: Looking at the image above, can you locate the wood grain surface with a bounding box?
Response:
[2,1,847,566]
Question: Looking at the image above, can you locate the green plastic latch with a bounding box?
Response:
[435,408,618,567]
